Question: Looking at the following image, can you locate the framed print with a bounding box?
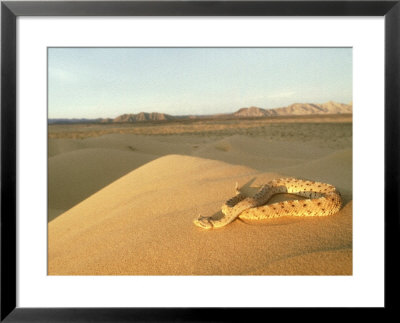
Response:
[1,0,399,321]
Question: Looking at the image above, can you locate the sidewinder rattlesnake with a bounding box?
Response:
[193,178,342,229]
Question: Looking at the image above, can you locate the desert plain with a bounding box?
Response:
[48,114,352,275]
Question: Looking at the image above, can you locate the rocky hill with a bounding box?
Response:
[113,112,175,123]
[233,106,275,117]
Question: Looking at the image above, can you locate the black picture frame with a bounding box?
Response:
[1,1,399,321]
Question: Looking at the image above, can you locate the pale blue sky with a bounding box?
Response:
[48,47,352,118]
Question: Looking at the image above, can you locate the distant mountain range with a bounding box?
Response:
[49,101,352,124]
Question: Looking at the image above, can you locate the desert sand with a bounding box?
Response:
[48,117,352,275]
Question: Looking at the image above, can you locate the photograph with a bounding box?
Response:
[47,47,353,276]
[3,0,398,319]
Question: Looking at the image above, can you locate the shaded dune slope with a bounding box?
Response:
[48,148,155,221]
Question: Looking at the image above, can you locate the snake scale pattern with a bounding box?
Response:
[194,178,342,229]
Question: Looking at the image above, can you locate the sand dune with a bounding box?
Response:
[48,138,86,157]
[48,153,352,275]
[49,134,193,157]
[192,135,336,171]
[49,127,351,220]
[48,119,352,275]
[48,134,196,219]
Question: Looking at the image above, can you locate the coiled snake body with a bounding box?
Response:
[194,178,342,229]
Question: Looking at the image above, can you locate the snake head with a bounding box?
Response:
[193,216,213,229]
